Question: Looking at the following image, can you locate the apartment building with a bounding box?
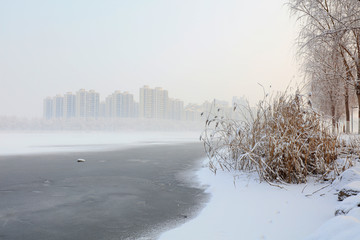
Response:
[154,87,168,119]
[139,85,153,118]
[53,95,64,119]
[76,89,87,119]
[139,86,171,119]
[86,90,100,118]
[168,98,184,120]
[122,91,135,118]
[43,97,53,120]
[42,86,201,121]
[101,90,137,118]
[64,92,76,119]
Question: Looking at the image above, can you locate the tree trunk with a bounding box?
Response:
[345,83,350,133]
[331,104,336,134]
[357,80,360,134]
[357,33,360,134]
[357,94,360,134]
[356,86,360,134]
[357,53,360,134]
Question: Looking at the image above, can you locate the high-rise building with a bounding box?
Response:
[107,91,136,118]
[122,91,135,118]
[64,92,76,119]
[43,97,53,120]
[154,87,168,119]
[74,89,100,119]
[86,90,100,118]
[111,91,123,118]
[139,85,153,118]
[202,101,212,112]
[169,98,184,120]
[139,86,170,119]
[53,95,64,119]
[76,89,87,119]
[105,95,113,118]
[184,103,202,121]
[42,86,190,121]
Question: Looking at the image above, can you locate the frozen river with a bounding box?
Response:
[0,132,208,240]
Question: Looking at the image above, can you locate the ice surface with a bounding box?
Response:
[0,131,199,156]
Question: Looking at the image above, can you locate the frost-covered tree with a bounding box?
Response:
[306,43,347,132]
[289,0,360,132]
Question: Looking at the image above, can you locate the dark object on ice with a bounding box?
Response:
[338,189,359,201]
[77,158,86,163]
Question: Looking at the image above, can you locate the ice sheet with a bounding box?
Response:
[0,131,200,155]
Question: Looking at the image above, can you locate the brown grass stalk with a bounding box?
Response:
[201,91,355,184]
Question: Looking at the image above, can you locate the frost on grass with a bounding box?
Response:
[201,91,355,184]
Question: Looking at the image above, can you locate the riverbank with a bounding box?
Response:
[159,159,339,240]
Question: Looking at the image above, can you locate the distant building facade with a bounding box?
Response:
[53,95,64,119]
[64,92,76,119]
[43,86,240,122]
[86,90,100,118]
[43,97,53,120]
[139,85,153,118]
[104,90,137,118]
[169,98,184,120]
[76,89,87,119]
[139,86,179,119]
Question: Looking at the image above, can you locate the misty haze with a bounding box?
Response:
[2,0,360,240]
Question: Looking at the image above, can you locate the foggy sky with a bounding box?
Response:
[0,0,298,118]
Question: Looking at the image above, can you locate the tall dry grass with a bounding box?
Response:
[201,91,348,184]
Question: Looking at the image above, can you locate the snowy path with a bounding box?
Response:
[159,162,337,240]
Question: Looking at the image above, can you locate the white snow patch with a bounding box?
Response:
[308,165,360,240]
[304,216,360,240]
[0,131,199,156]
[348,207,360,220]
[332,166,360,190]
[336,195,360,215]
[159,159,337,240]
[343,181,360,192]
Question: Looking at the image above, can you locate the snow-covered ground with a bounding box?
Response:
[159,159,360,240]
[0,131,199,155]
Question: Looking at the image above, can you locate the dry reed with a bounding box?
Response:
[201,91,350,184]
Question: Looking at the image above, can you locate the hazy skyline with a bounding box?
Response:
[0,0,299,118]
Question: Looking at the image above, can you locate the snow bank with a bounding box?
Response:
[307,165,360,240]
[342,181,360,192]
[332,167,360,190]
[0,131,199,155]
[304,215,360,240]
[159,160,337,240]
[335,194,360,215]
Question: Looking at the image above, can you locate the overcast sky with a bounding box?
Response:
[0,0,299,118]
